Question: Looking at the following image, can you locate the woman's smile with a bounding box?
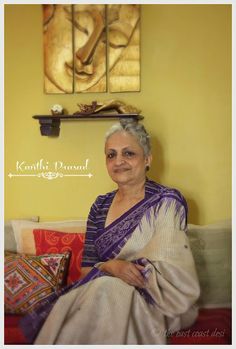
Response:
[113,167,131,173]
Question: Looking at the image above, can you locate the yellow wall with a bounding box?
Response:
[5,4,231,224]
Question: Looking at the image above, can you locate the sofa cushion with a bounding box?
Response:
[4,251,70,314]
[11,219,86,254]
[33,229,85,284]
[187,219,231,307]
[5,217,39,252]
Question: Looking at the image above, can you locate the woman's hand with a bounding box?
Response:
[99,260,146,288]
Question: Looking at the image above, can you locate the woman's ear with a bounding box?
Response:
[145,154,152,171]
[146,154,152,167]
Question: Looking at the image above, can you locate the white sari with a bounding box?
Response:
[32,181,200,344]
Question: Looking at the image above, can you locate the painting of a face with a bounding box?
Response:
[43,4,140,94]
[108,5,140,92]
[43,5,73,93]
[73,5,107,93]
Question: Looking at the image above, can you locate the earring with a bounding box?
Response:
[146,165,150,171]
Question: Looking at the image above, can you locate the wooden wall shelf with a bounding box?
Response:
[33,114,144,137]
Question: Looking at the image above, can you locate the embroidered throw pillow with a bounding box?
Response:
[33,229,85,284]
[4,251,70,314]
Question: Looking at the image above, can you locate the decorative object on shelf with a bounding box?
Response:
[94,99,141,114]
[73,99,141,116]
[42,5,140,94]
[33,113,143,137]
[34,99,142,137]
[75,101,98,115]
[50,104,64,115]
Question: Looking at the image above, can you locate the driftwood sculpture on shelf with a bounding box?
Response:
[74,101,98,115]
[74,99,141,115]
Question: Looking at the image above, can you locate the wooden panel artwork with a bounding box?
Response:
[43,5,73,93]
[108,5,140,92]
[73,5,107,93]
[42,5,140,94]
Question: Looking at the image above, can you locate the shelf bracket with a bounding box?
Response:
[39,118,61,136]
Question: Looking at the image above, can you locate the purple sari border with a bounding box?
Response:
[103,193,146,232]
[95,184,187,261]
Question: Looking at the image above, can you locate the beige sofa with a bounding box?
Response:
[4,218,231,344]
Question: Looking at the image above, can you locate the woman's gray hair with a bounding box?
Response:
[105,120,151,156]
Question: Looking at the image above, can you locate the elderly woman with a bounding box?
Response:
[22,121,200,344]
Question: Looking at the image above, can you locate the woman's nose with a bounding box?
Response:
[115,154,125,165]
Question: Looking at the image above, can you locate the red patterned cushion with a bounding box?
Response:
[33,229,85,284]
[4,251,70,314]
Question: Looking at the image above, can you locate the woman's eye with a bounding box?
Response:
[107,153,115,159]
[124,151,135,158]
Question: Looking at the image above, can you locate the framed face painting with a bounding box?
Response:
[42,4,140,93]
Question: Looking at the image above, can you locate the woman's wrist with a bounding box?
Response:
[93,262,104,270]
[96,260,113,273]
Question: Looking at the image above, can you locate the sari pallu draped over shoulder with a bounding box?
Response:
[21,179,200,344]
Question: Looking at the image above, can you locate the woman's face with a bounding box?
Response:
[105,131,152,186]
